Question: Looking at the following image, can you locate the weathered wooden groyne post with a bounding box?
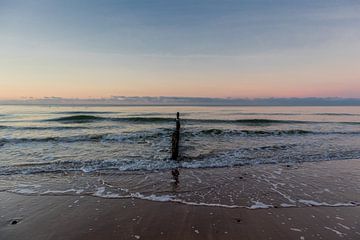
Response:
[171,112,181,161]
[171,112,180,188]
[171,112,181,185]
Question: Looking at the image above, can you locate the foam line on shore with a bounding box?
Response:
[6,187,360,210]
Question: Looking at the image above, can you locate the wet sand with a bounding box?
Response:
[1,159,360,239]
[0,192,359,240]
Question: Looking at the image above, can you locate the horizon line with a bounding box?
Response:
[1,96,360,107]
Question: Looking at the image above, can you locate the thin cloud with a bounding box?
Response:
[1,97,360,106]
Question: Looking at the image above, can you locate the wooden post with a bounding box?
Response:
[171,112,180,160]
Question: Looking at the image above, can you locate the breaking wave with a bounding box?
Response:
[191,129,360,136]
[2,128,360,146]
[47,115,175,123]
[47,115,105,123]
[1,150,359,175]
[53,111,115,115]
[0,130,171,145]
[44,115,360,125]
[0,125,90,130]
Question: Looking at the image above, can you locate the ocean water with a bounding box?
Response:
[1,105,360,208]
[1,105,360,174]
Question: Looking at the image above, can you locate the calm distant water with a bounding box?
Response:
[1,105,360,175]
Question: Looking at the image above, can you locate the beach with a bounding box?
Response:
[1,106,360,239]
[1,159,359,240]
[2,0,360,238]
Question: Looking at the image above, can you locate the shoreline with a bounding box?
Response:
[2,159,360,209]
[1,158,360,239]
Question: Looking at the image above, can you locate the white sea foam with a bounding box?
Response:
[86,190,360,210]
[94,187,105,196]
[112,191,241,208]
[80,166,95,173]
[92,187,121,198]
[249,201,273,209]
[129,192,174,202]
[280,203,296,207]
[7,186,360,211]
[298,199,358,207]
[17,184,41,188]
[10,188,37,194]
[170,200,241,208]
[42,189,84,194]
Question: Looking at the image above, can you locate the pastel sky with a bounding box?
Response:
[1,0,360,99]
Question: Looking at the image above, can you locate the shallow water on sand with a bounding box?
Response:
[1,160,359,209]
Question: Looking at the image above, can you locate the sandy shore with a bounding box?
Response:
[1,159,360,239]
[0,192,359,240]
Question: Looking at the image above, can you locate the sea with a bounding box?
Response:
[1,105,360,208]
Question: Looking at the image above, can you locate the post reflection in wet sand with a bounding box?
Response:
[171,168,180,190]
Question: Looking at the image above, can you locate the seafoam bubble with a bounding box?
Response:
[249,201,273,209]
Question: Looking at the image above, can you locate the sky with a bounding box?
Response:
[0,0,360,100]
